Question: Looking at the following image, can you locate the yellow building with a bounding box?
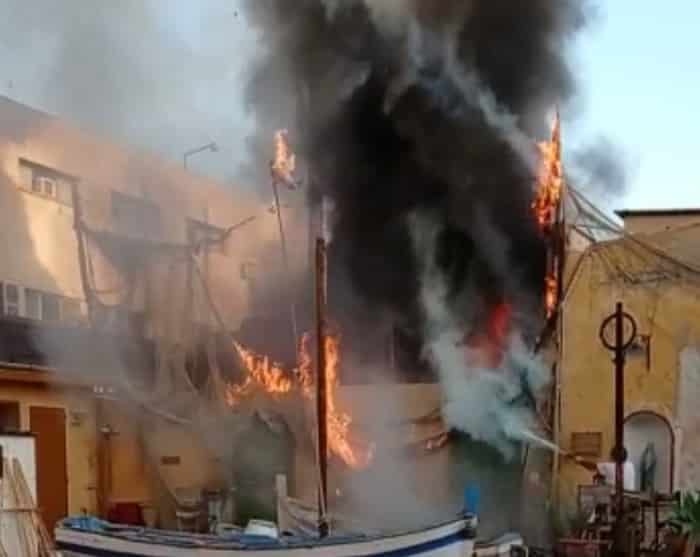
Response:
[555,209,700,512]
[0,94,309,530]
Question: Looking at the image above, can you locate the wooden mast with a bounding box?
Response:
[315,236,329,537]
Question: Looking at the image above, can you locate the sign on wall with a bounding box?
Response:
[570,432,603,457]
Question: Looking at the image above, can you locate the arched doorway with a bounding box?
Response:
[624,411,674,493]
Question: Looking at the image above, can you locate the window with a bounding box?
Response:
[24,288,42,320]
[3,283,20,316]
[111,191,161,238]
[187,218,226,255]
[0,283,83,324]
[0,402,20,431]
[21,288,60,322]
[18,159,75,205]
[42,294,61,322]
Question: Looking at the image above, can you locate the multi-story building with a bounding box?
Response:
[0,94,310,530]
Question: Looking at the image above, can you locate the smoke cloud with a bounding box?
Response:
[570,136,631,199]
[242,0,591,453]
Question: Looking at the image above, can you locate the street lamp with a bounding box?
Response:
[183,142,218,170]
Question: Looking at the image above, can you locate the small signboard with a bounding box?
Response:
[571,432,602,457]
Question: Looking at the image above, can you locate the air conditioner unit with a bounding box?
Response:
[37,176,56,197]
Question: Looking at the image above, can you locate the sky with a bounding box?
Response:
[571,0,700,210]
[0,1,698,210]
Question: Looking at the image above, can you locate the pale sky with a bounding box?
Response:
[571,1,700,210]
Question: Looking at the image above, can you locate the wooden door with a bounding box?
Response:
[30,406,68,534]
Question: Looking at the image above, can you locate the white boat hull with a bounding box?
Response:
[56,517,475,557]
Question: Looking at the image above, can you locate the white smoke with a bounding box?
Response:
[409,211,551,459]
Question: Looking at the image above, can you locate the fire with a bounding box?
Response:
[296,332,314,397]
[532,113,563,234]
[544,275,558,319]
[225,343,294,405]
[532,112,563,319]
[226,332,374,470]
[270,129,297,188]
[461,302,513,369]
[320,332,375,469]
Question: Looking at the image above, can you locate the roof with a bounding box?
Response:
[615,208,700,218]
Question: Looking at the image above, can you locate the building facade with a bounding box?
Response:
[555,210,700,513]
[0,95,309,530]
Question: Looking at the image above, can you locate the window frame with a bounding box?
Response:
[1,282,22,317]
[0,282,85,325]
[18,158,76,206]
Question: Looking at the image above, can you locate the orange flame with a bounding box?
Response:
[225,343,294,405]
[532,113,563,319]
[544,275,558,320]
[226,332,374,470]
[296,332,314,398]
[532,113,563,234]
[270,129,297,188]
[320,332,375,469]
[461,302,513,369]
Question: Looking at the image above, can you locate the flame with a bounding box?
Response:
[544,275,558,319]
[461,302,513,369]
[296,332,314,397]
[270,129,297,188]
[225,343,294,405]
[532,113,563,319]
[321,332,375,469]
[532,113,563,234]
[226,332,374,470]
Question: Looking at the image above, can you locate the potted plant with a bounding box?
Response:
[670,491,700,557]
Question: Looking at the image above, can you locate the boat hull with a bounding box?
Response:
[56,518,474,557]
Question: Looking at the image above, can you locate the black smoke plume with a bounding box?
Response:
[243,1,590,380]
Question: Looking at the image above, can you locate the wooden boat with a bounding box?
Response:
[55,514,477,556]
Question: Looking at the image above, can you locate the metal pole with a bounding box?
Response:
[315,237,329,537]
[599,302,637,557]
[614,302,625,516]
[271,178,299,357]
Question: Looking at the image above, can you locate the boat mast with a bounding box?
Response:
[315,234,329,537]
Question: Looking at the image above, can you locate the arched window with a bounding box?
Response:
[624,411,674,493]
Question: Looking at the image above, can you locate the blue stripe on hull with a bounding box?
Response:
[57,530,468,557]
